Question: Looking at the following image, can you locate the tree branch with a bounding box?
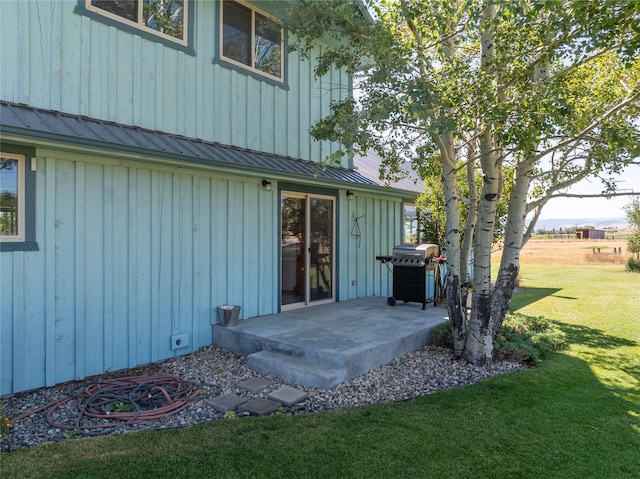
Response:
[549,191,639,199]
[534,87,640,161]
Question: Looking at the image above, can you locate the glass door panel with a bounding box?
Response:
[310,198,333,302]
[281,193,335,309]
[281,195,306,306]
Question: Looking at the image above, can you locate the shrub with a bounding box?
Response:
[0,404,10,441]
[626,257,640,272]
[430,313,565,365]
[495,313,566,364]
[431,324,453,348]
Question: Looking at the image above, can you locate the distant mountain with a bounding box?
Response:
[531,217,628,230]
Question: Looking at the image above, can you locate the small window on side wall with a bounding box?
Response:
[220,0,284,82]
[0,145,38,251]
[82,0,190,49]
[403,204,420,244]
[0,154,25,242]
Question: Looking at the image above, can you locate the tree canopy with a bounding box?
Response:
[284,0,640,364]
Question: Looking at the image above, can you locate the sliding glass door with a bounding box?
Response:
[281,192,335,309]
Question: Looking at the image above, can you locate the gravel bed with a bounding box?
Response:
[1,345,524,451]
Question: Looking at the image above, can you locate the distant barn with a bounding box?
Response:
[576,228,605,239]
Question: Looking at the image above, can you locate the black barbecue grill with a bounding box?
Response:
[376,243,440,310]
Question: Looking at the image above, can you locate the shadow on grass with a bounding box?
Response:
[558,321,640,389]
[559,322,638,350]
[510,287,562,311]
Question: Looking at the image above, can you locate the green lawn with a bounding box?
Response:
[2,265,639,479]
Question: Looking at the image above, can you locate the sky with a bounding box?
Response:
[536,165,639,220]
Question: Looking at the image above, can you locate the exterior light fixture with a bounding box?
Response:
[346,190,354,199]
[261,179,272,191]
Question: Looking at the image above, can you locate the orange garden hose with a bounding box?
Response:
[9,375,218,436]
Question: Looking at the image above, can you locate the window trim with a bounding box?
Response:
[216,0,288,88]
[0,144,38,252]
[75,0,195,55]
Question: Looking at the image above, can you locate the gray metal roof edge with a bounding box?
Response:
[2,124,419,200]
[1,125,354,184]
[0,101,400,192]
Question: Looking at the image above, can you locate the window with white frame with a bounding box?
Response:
[220,0,284,81]
[0,153,26,242]
[85,0,188,46]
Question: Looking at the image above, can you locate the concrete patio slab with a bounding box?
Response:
[213,296,448,389]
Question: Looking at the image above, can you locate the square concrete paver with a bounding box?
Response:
[268,386,308,407]
[238,397,281,416]
[210,394,248,413]
[237,378,273,393]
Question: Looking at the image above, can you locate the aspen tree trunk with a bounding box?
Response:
[491,59,549,340]
[491,157,535,338]
[460,143,479,310]
[463,2,500,365]
[438,131,467,356]
[464,130,501,364]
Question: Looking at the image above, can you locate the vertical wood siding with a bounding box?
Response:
[0,150,400,395]
[0,0,405,395]
[0,151,283,394]
[338,195,400,302]
[1,0,349,167]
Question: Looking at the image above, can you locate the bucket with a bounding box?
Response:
[218,305,241,327]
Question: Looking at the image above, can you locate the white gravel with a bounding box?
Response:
[1,345,524,451]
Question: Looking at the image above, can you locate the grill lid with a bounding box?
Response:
[391,243,439,267]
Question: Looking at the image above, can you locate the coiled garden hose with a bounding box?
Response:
[9,375,219,436]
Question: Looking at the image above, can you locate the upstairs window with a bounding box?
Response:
[221,0,284,81]
[84,0,189,47]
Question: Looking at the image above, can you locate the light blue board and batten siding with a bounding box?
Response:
[0,150,281,395]
[0,149,400,395]
[1,0,348,168]
[338,196,401,301]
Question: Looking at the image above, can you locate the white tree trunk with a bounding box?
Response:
[460,143,478,297]
[438,131,467,356]
[464,128,501,365]
[491,157,536,337]
[463,2,500,365]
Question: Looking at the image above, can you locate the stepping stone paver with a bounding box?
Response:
[237,378,273,393]
[210,394,248,413]
[268,386,308,407]
[238,397,281,416]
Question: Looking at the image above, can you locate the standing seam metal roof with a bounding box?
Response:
[0,101,380,187]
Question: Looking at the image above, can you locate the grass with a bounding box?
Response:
[2,263,639,478]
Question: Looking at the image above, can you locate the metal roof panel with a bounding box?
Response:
[0,101,384,188]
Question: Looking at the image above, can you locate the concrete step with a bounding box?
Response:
[213,324,348,368]
[212,325,265,356]
[248,350,348,390]
[259,338,347,368]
